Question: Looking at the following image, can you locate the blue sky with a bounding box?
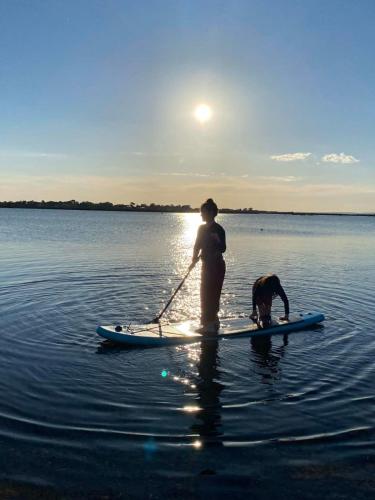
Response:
[1,0,374,211]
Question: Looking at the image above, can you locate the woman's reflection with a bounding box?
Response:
[191,339,224,448]
[189,334,289,446]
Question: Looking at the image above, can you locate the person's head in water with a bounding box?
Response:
[200,198,218,223]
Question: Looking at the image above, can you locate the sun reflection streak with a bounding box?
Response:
[179,213,202,246]
[193,439,202,449]
[166,213,202,323]
[183,405,201,413]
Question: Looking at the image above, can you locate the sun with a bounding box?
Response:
[193,103,212,124]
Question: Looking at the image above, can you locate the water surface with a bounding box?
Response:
[0,209,374,498]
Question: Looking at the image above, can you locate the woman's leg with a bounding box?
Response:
[201,260,225,327]
[212,259,225,326]
[200,262,211,326]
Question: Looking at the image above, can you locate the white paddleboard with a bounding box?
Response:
[96,311,324,347]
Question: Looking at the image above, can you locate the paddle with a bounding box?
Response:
[150,264,195,323]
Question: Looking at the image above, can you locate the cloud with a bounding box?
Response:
[0,150,67,159]
[270,152,312,162]
[130,151,181,158]
[321,153,359,164]
[270,151,360,166]
[257,176,300,183]
[159,172,210,177]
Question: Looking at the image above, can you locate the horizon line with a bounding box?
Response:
[0,200,374,217]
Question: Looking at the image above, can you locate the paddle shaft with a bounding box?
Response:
[152,267,192,322]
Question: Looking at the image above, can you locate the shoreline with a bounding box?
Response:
[0,202,374,217]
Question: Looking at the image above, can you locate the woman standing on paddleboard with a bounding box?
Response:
[189,199,226,334]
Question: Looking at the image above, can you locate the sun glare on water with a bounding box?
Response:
[194,103,212,124]
[181,213,201,245]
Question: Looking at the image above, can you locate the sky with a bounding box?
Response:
[1,0,375,212]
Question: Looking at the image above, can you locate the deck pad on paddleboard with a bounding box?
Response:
[96,311,324,347]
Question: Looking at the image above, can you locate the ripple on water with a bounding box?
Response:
[0,210,375,491]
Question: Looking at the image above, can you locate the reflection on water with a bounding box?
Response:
[191,340,224,448]
[179,212,202,247]
[250,335,288,384]
[187,335,288,447]
[167,213,202,323]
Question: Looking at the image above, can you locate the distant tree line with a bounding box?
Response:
[1,200,372,216]
[0,200,196,212]
[0,199,259,213]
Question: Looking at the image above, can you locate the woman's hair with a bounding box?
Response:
[253,274,281,298]
[200,198,218,217]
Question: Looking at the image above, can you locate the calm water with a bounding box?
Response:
[0,208,374,498]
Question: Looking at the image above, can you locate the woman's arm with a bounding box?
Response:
[249,285,258,320]
[219,226,226,253]
[209,225,226,253]
[278,285,289,319]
